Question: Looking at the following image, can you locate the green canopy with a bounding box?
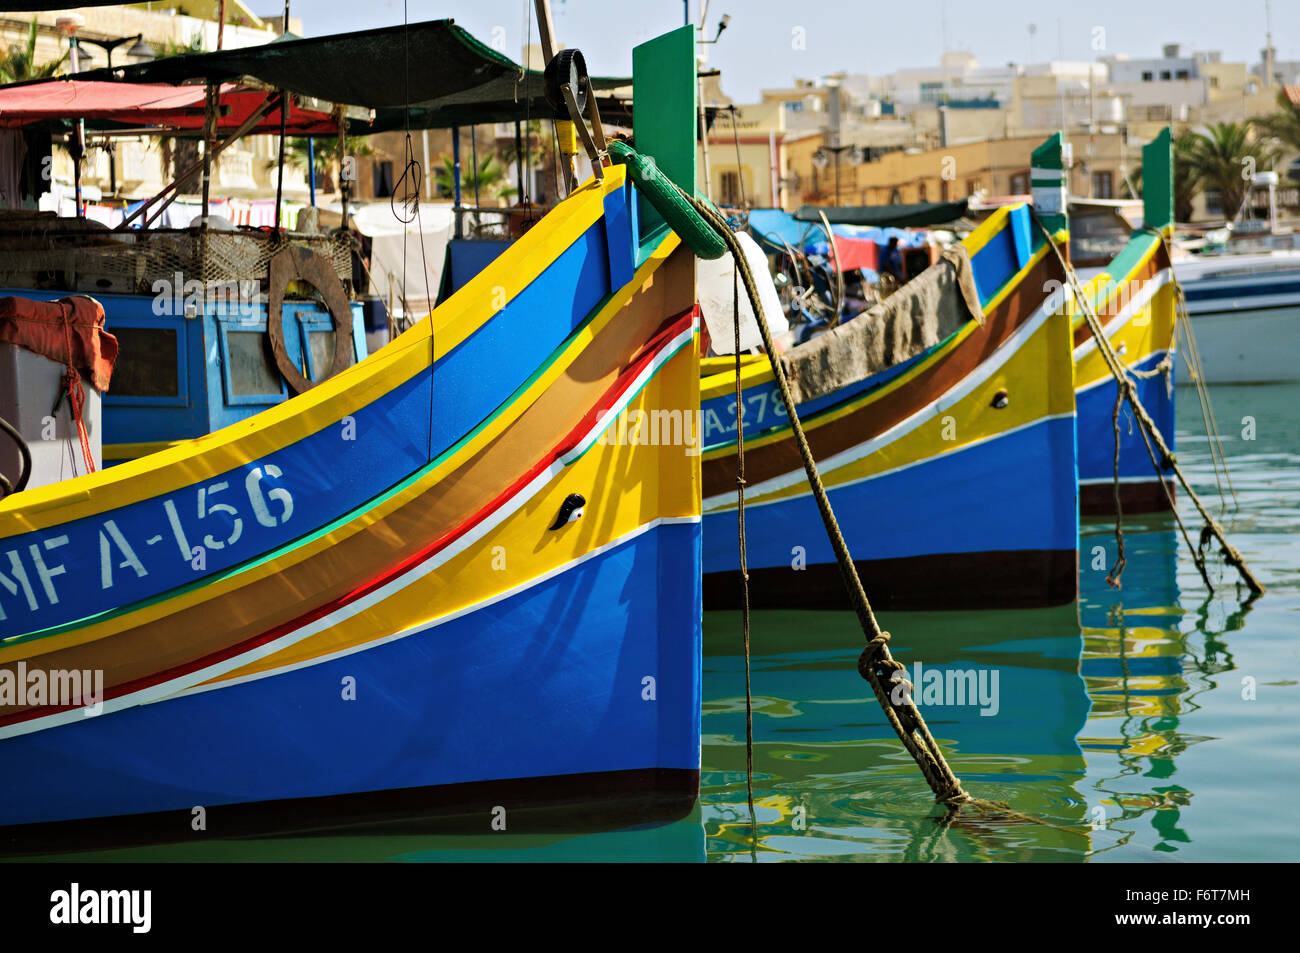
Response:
[794,200,969,228]
[71,20,630,130]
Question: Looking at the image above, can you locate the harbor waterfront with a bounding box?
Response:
[9,381,1295,863]
[0,0,1292,888]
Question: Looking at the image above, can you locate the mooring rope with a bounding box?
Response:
[1107,387,1127,587]
[731,264,757,830]
[1031,211,1264,597]
[681,187,970,806]
[1149,226,1238,512]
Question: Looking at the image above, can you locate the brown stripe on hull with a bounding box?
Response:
[1071,243,1167,348]
[704,548,1078,611]
[1080,479,1175,516]
[3,251,698,713]
[704,251,1066,498]
[0,767,700,856]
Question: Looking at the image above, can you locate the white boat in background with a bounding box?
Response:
[1173,250,1300,384]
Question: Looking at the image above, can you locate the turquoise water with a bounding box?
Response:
[29,383,1299,862]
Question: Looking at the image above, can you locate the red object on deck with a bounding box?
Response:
[0,295,117,392]
[831,235,879,273]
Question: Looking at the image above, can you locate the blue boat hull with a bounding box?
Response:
[0,520,702,848]
[1076,350,1176,514]
[703,416,1079,609]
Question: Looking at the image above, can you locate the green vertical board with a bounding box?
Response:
[1142,127,1174,233]
[632,25,697,239]
[1031,132,1069,236]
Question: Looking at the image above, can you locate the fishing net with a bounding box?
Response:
[0,216,352,297]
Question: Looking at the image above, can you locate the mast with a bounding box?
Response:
[533,0,576,193]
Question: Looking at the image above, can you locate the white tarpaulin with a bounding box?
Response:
[323,201,454,318]
[697,231,788,354]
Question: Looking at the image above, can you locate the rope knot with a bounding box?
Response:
[937,783,971,805]
[858,632,907,687]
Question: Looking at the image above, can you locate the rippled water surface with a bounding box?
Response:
[36,383,1299,862]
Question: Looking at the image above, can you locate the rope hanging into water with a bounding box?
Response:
[1145,227,1238,512]
[1031,211,1264,597]
[678,185,969,806]
[615,152,1105,832]
[731,264,757,831]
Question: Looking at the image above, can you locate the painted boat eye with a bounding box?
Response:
[991,389,1010,409]
[549,493,587,529]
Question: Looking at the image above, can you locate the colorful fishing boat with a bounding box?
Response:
[699,135,1078,611]
[0,25,703,851]
[1069,130,1178,515]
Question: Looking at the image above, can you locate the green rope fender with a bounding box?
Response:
[608,140,728,260]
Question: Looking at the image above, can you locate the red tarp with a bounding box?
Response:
[0,80,341,135]
[0,296,118,391]
[831,235,879,273]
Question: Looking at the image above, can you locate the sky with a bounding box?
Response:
[273,0,1299,101]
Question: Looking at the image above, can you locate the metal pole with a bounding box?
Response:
[201,83,217,220]
[104,45,116,199]
[421,128,433,200]
[533,0,558,62]
[308,136,316,206]
[471,125,480,213]
[275,93,287,229]
[515,120,525,199]
[335,104,348,226]
[452,125,463,239]
[275,0,290,228]
[70,37,84,218]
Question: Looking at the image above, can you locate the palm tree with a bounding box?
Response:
[1183,121,1277,222]
[433,154,517,203]
[1255,89,1300,154]
[0,19,68,84]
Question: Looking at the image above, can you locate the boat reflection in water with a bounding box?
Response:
[701,515,1229,861]
[701,602,1093,862]
[1078,516,1246,859]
